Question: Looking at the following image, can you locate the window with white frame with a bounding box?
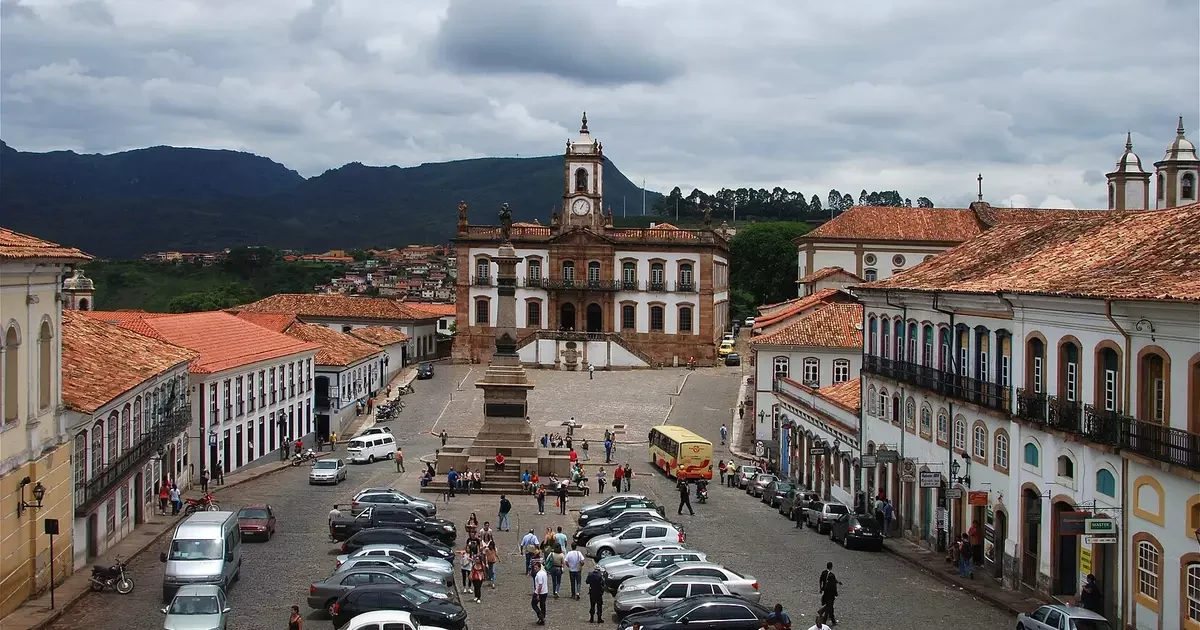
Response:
[773,357,789,379]
[1001,354,1011,388]
[1186,563,1199,623]
[1104,368,1118,411]
[973,425,987,458]
[864,269,877,282]
[587,261,601,283]
[476,259,489,280]
[1066,361,1078,402]
[1033,355,1044,393]
[937,410,948,442]
[905,397,916,431]
[953,418,966,451]
[833,360,850,384]
[1137,541,1160,602]
[995,433,1009,469]
[920,404,932,435]
[879,389,890,421]
[802,358,819,385]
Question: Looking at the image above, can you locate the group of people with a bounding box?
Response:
[457,513,500,603]
[443,467,485,497]
[518,527,600,624]
[157,478,183,515]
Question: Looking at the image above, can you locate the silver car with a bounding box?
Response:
[618,562,760,601]
[161,584,229,630]
[309,458,347,485]
[748,474,776,497]
[586,522,685,560]
[335,544,454,577]
[614,575,731,619]
[1016,604,1111,630]
[806,502,851,534]
[351,487,437,517]
[332,556,454,590]
[735,465,762,489]
[597,543,685,571]
[601,548,707,593]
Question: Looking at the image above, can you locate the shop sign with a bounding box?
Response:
[1059,511,1088,536]
[946,488,963,500]
[860,455,877,468]
[1084,518,1116,535]
[919,470,942,488]
[967,490,989,506]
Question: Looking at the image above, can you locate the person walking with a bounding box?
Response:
[957,534,974,578]
[969,519,984,565]
[531,559,549,625]
[469,555,486,603]
[558,482,569,515]
[535,484,546,515]
[395,446,405,472]
[720,423,728,445]
[882,499,894,537]
[718,460,727,485]
[169,485,182,515]
[215,460,224,485]
[440,430,448,447]
[520,529,540,575]
[676,478,694,516]
[547,546,565,599]
[604,438,613,463]
[327,504,341,541]
[554,526,569,552]
[623,464,633,491]
[447,467,458,500]
[586,565,605,623]
[819,562,841,626]
[612,465,624,493]
[330,432,337,450]
[565,545,585,599]
[458,549,472,594]
[597,467,606,494]
[498,494,512,531]
[288,604,304,630]
[581,439,590,461]
[485,539,499,588]
[199,471,209,494]
[158,480,170,515]
[588,363,594,379]
[738,403,745,421]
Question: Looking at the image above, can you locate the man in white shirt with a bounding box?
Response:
[520,529,540,575]
[531,560,549,625]
[564,545,586,599]
[806,611,831,630]
[327,504,341,541]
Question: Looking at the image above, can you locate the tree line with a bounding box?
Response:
[650,187,934,222]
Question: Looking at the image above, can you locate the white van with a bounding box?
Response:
[346,433,396,464]
[160,511,241,602]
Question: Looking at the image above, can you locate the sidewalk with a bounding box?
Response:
[2,456,297,630]
[882,535,1050,617]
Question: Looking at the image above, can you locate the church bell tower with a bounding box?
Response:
[1105,133,1150,210]
[562,112,605,229]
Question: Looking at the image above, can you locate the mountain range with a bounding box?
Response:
[0,141,662,258]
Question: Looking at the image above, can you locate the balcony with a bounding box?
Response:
[862,354,1012,413]
[1016,389,1048,423]
[523,276,544,288]
[540,277,622,291]
[75,406,192,516]
[472,275,492,286]
[676,281,696,292]
[648,280,666,292]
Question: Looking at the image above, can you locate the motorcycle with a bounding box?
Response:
[397,384,415,396]
[291,449,317,467]
[697,481,709,504]
[90,556,135,594]
[183,493,220,515]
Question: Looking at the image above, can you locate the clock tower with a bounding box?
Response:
[563,112,605,229]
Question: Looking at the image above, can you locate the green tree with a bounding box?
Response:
[917,197,935,208]
[729,222,811,308]
[809,194,823,216]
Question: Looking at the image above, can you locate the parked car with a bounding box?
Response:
[735,466,762,489]
[336,610,454,630]
[586,522,686,560]
[724,352,741,366]
[235,504,276,541]
[330,506,457,544]
[601,548,708,593]
[617,594,771,630]
[340,528,453,560]
[332,556,454,591]
[351,488,437,517]
[573,509,668,546]
[309,567,458,615]
[779,489,818,520]
[829,514,885,550]
[718,341,734,357]
[615,575,732,619]
[577,495,662,526]
[161,584,230,630]
[805,502,851,534]
[336,543,454,577]
[330,584,468,630]
[417,363,435,379]
[619,562,760,601]
[1016,604,1111,630]
[744,317,755,327]
[747,473,776,497]
[309,458,348,485]
[597,543,686,572]
[722,333,735,343]
[761,480,793,508]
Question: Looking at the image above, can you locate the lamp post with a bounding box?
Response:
[16,477,46,517]
[208,429,219,476]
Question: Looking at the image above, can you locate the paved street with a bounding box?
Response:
[47,363,1013,630]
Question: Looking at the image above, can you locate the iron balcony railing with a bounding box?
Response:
[676,281,697,292]
[538,277,623,291]
[75,406,193,516]
[1016,389,1048,423]
[523,276,544,288]
[862,354,1012,413]
[472,275,492,286]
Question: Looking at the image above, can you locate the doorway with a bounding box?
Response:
[86,513,99,559]
[560,303,576,331]
[994,510,1007,580]
[586,303,603,333]
[1093,538,1117,624]
[222,430,231,472]
[317,414,331,441]
[133,473,145,525]
[1052,502,1078,595]
[1021,488,1041,589]
[235,425,244,468]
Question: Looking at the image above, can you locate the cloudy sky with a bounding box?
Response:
[2,0,1198,209]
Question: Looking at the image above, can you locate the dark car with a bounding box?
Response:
[829,513,885,551]
[779,489,818,520]
[307,568,456,614]
[331,506,457,545]
[617,594,770,630]
[573,510,668,546]
[417,363,435,379]
[341,528,453,560]
[724,352,741,366]
[236,504,276,541]
[578,497,663,526]
[760,481,793,508]
[331,584,468,630]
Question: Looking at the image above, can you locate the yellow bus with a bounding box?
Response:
[648,425,713,481]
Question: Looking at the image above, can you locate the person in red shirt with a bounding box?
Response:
[568,449,578,464]
[613,465,625,488]
[495,452,507,472]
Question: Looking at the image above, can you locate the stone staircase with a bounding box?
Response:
[418,460,587,497]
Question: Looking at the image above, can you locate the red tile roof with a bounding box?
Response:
[816,377,861,413]
[861,203,1200,302]
[278,321,382,367]
[233,293,438,322]
[752,288,847,329]
[61,310,198,412]
[347,326,410,347]
[0,227,92,261]
[406,303,456,317]
[115,311,319,374]
[751,302,864,348]
[799,203,1121,244]
[797,266,861,284]
[232,312,298,333]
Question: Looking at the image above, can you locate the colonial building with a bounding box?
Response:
[453,114,732,367]
[232,294,441,365]
[0,228,90,616]
[86,311,319,477]
[61,310,196,569]
[346,326,410,385]
[856,203,1200,629]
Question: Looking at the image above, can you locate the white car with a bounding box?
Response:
[597,543,685,571]
[585,522,685,559]
[340,610,451,630]
[356,427,392,438]
[308,458,347,485]
[336,544,454,577]
[722,333,734,343]
[744,317,755,327]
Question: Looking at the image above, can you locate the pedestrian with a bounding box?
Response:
[531,560,549,625]
[199,471,209,494]
[720,423,728,445]
[447,467,458,500]
[1079,573,1103,613]
[765,603,791,629]
[485,539,499,587]
[882,499,894,537]
[395,446,405,472]
[677,478,694,516]
[958,534,974,578]
[498,494,512,531]
[969,519,984,565]
[818,562,840,626]
[520,529,540,575]
[535,484,546,515]
[458,549,473,593]
[288,604,304,630]
[718,460,727,485]
[215,461,224,485]
[281,438,290,461]
[558,482,569,515]
[738,403,745,420]
[158,480,170,515]
[806,611,832,630]
[330,432,337,450]
[440,430,448,447]
[623,464,633,491]
[541,434,550,448]
[613,465,624,491]
[588,363,594,379]
[604,438,612,463]
[547,545,565,598]
[581,439,589,460]
[597,467,606,494]
[169,485,182,515]
[565,545,585,599]
[469,555,486,603]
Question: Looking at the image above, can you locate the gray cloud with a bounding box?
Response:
[0,0,1197,210]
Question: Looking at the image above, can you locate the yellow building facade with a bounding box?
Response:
[0,228,91,617]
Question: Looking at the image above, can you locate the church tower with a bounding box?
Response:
[1153,116,1199,209]
[562,112,605,229]
[1105,133,1150,210]
[62,268,95,310]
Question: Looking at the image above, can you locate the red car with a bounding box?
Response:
[237,504,276,541]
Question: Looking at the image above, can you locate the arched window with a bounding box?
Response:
[1098,346,1120,411]
[894,320,905,362]
[679,263,694,287]
[1027,337,1046,393]
[562,260,575,282]
[907,322,918,363]
[994,432,1009,471]
[649,305,664,332]
[476,259,489,281]
[575,167,588,192]
[864,269,877,282]
[650,263,665,285]
[879,388,890,421]
[1136,540,1160,602]
[1183,172,1196,200]
[3,325,18,423]
[39,321,53,409]
[868,385,878,416]
[972,423,988,460]
[868,317,878,355]
[474,298,489,325]
[1024,442,1040,467]
[91,420,105,473]
[621,304,635,330]
[953,416,967,452]
[773,357,789,379]
[1060,341,1080,402]
[920,403,932,435]
[905,397,916,431]
[936,408,948,443]
[881,324,890,359]
[121,404,131,453]
[107,410,118,464]
[922,324,934,367]
[1139,350,1167,424]
[1185,563,1200,622]
[802,358,819,385]
[833,359,850,384]
[1096,469,1116,497]
[587,261,601,283]
[1057,454,1075,479]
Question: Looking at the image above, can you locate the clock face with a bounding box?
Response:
[571,198,591,216]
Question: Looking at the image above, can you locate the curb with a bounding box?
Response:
[880,541,1029,617]
[21,462,294,630]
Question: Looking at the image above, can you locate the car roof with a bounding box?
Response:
[345,610,416,625]
[660,574,725,584]
[326,567,402,578]
[239,503,270,511]
[174,585,224,597]
[1044,604,1108,620]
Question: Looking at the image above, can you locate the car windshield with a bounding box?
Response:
[648,564,680,580]
[659,599,692,621]
[827,504,849,514]
[168,539,222,561]
[619,547,646,560]
[1071,620,1111,630]
[313,461,338,469]
[775,483,793,492]
[855,516,880,529]
[168,595,221,615]
[238,508,270,519]
[402,587,431,604]
[646,579,672,596]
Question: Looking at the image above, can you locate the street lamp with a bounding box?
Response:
[16,477,46,517]
[956,451,972,486]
